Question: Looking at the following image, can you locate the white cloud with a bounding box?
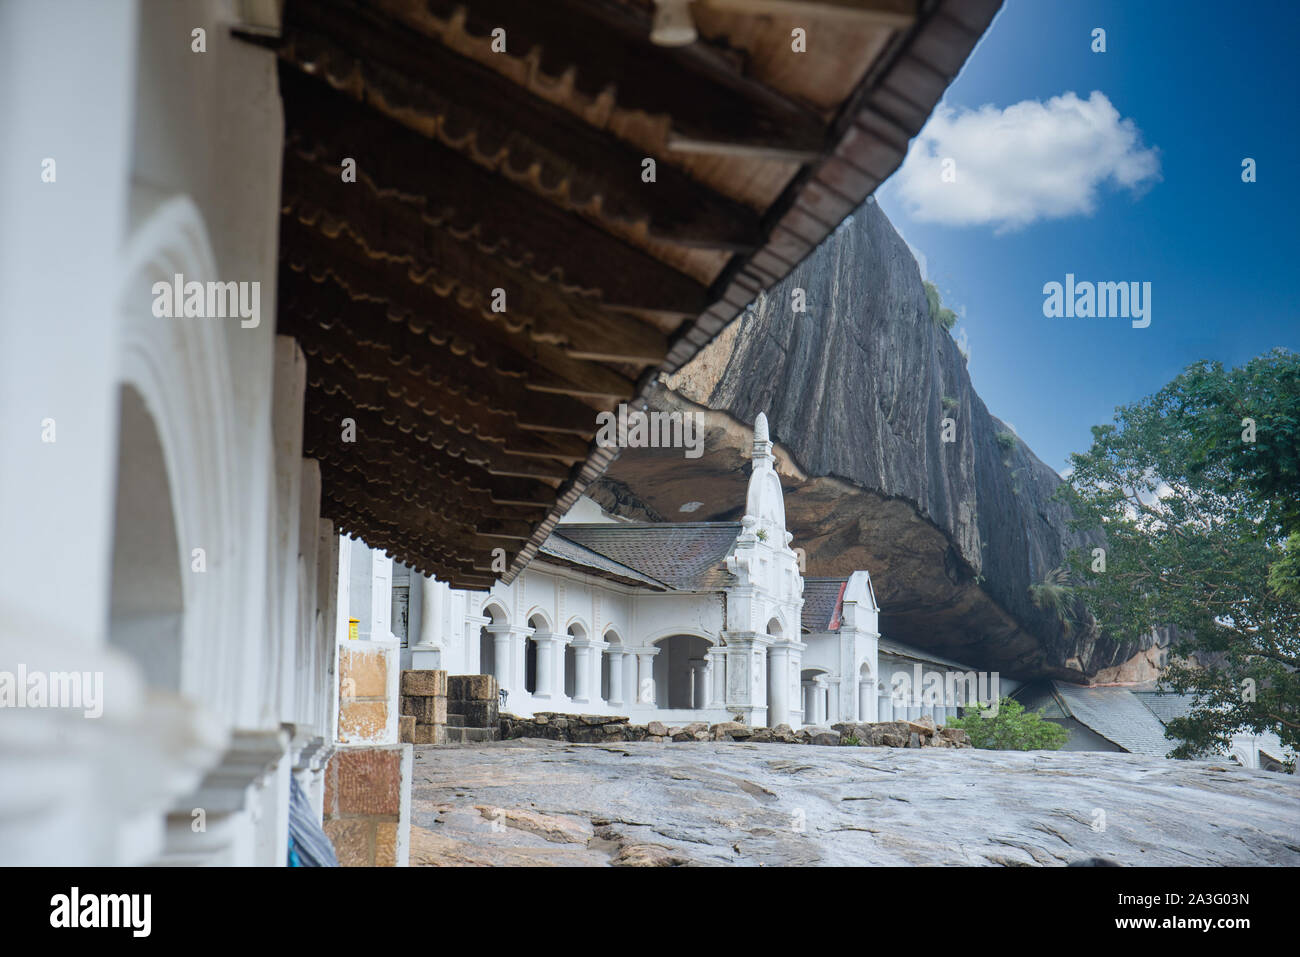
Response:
[893,91,1160,232]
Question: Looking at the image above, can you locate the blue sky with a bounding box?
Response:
[875,0,1300,473]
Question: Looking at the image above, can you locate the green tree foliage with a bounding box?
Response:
[1056,350,1300,758]
[944,697,1069,750]
[923,280,958,332]
[1029,566,1077,635]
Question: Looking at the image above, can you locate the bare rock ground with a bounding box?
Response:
[409,739,1300,866]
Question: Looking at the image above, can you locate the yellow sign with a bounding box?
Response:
[348,618,359,641]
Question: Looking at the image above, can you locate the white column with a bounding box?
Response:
[707,649,726,708]
[464,615,490,674]
[416,575,441,647]
[370,550,392,641]
[573,641,601,706]
[767,646,789,728]
[689,659,707,710]
[410,575,445,669]
[859,678,877,722]
[335,533,352,643]
[607,649,625,706]
[636,650,658,706]
[622,652,639,707]
[486,624,522,696]
[810,677,826,725]
[826,677,841,725]
[532,633,556,700]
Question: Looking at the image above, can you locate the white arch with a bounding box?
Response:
[116,192,242,722]
[564,616,590,639]
[602,626,624,646]
[643,626,717,648]
[525,608,553,633]
[480,598,510,625]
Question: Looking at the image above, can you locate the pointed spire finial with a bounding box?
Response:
[752,411,773,464]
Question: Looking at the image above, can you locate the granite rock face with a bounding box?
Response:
[408,740,1300,867]
[593,200,1143,680]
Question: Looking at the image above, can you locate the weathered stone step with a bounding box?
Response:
[445,713,466,728]
[442,726,499,744]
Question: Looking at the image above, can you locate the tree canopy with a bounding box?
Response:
[1056,349,1300,759]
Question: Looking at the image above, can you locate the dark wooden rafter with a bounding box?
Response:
[316,466,539,549]
[383,0,831,159]
[319,479,536,562]
[697,0,918,26]
[323,498,488,579]
[302,374,586,475]
[303,404,567,504]
[279,0,764,249]
[279,271,599,439]
[280,66,710,315]
[281,160,669,364]
[262,0,1001,587]
[279,256,636,405]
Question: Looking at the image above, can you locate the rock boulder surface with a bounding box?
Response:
[592,199,1141,680]
[409,740,1300,867]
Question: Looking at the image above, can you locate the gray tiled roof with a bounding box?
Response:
[1132,690,1199,725]
[802,578,846,633]
[878,638,979,671]
[1052,683,1176,757]
[550,523,741,591]
[538,536,669,590]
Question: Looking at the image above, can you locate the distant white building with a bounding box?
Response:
[1014,681,1295,770]
[397,414,986,729]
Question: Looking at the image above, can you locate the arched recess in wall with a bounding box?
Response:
[651,633,713,710]
[564,622,587,698]
[857,661,874,723]
[525,613,550,695]
[114,192,241,720]
[764,616,785,725]
[479,600,509,677]
[107,385,185,692]
[800,667,830,725]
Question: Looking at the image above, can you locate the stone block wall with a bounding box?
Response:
[337,639,400,745]
[496,712,973,749]
[322,744,412,866]
[400,669,448,745]
[449,674,499,728]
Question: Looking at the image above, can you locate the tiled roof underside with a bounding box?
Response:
[552,523,742,591]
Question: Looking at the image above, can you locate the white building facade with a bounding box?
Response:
[1,1,337,866]
[403,415,981,730]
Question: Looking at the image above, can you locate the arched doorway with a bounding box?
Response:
[653,635,711,710]
[107,385,185,692]
[478,602,507,678]
[565,624,586,699]
[857,662,875,723]
[765,617,785,727]
[526,614,549,695]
